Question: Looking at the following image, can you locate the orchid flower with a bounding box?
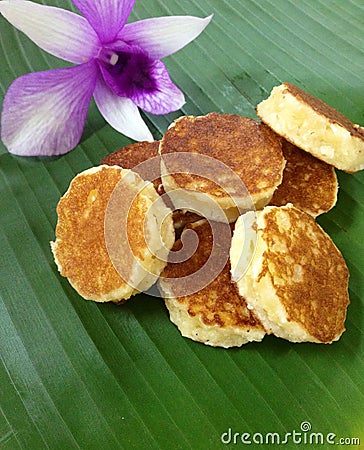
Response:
[0,1,212,156]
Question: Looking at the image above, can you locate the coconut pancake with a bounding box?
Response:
[159,113,285,222]
[256,82,364,172]
[51,165,174,303]
[101,142,201,231]
[101,141,163,193]
[159,219,265,348]
[230,204,350,343]
[269,139,338,217]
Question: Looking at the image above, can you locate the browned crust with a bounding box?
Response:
[53,166,158,301]
[282,82,364,141]
[269,139,338,216]
[260,206,350,343]
[101,141,163,193]
[162,220,264,330]
[53,167,129,300]
[101,141,160,168]
[160,113,284,198]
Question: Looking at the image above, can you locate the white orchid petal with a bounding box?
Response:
[94,78,154,142]
[121,15,213,59]
[73,0,135,43]
[0,0,100,64]
[1,62,98,156]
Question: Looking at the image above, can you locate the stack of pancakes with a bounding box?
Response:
[52,82,363,347]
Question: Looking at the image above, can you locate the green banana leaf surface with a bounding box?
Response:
[0,1,363,449]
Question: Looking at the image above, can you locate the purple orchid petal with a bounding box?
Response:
[94,77,154,142]
[121,15,213,59]
[1,62,98,156]
[0,0,100,64]
[130,59,185,114]
[73,0,135,44]
[97,46,185,115]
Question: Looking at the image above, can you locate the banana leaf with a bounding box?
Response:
[0,1,363,449]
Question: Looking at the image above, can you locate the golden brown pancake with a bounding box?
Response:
[159,113,285,221]
[230,205,350,343]
[51,165,174,302]
[256,82,364,172]
[101,141,163,194]
[159,219,265,347]
[101,141,201,232]
[269,139,338,216]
